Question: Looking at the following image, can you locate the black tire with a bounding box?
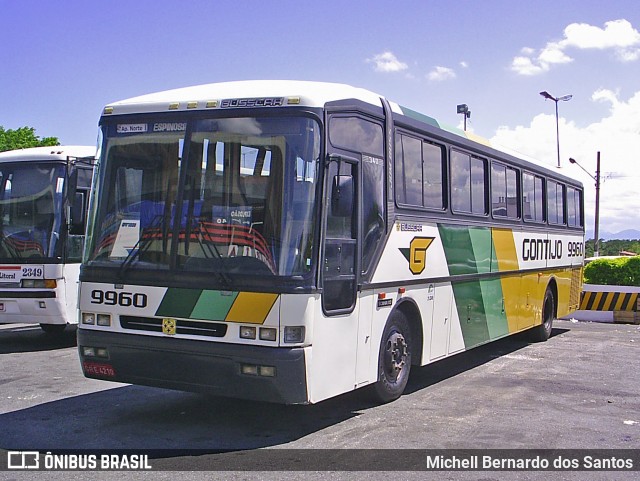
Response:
[40,323,67,335]
[528,288,555,342]
[371,310,412,403]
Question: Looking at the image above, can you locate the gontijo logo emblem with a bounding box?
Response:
[399,237,435,275]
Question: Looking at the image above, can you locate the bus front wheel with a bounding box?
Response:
[371,311,412,403]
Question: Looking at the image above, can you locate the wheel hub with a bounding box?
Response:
[385,332,408,378]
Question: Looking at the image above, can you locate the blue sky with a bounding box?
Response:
[2,0,639,237]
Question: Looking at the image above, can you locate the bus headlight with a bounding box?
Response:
[240,364,276,377]
[259,327,277,341]
[82,346,109,359]
[284,326,305,343]
[239,326,256,339]
[82,312,111,326]
[21,279,57,288]
[259,366,276,377]
[96,314,111,326]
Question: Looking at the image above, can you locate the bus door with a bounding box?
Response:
[308,112,387,400]
[311,153,362,400]
[322,155,358,314]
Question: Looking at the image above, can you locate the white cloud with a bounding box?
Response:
[538,43,573,65]
[563,19,640,50]
[511,19,640,76]
[459,61,469,68]
[491,89,640,236]
[367,51,408,73]
[591,88,621,108]
[427,66,456,81]
[511,55,548,75]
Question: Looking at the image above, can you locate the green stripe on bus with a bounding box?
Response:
[469,227,492,274]
[452,279,510,347]
[479,278,510,339]
[191,290,239,321]
[399,106,440,128]
[155,288,203,318]
[439,225,478,275]
[452,280,490,347]
[440,224,511,346]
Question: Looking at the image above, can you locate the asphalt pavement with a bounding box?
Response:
[0,316,638,480]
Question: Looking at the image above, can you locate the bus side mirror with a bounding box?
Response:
[68,191,86,234]
[331,175,354,217]
[65,169,79,204]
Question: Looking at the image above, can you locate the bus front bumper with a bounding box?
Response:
[0,290,68,325]
[77,329,309,404]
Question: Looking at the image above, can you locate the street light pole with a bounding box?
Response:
[569,152,601,257]
[540,91,572,168]
[594,151,601,257]
[456,104,471,131]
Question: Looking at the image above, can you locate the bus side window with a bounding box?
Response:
[323,160,357,313]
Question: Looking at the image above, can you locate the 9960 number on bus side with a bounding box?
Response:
[90,289,148,308]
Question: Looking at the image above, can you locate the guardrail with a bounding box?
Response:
[579,284,640,324]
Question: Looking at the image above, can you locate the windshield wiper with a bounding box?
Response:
[189,220,234,289]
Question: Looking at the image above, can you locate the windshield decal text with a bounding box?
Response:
[117,124,148,134]
[153,122,187,132]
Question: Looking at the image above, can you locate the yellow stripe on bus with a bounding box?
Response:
[225,292,279,324]
[491,228,521,333]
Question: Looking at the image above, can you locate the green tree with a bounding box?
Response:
[0,126,59,152]
[585,238,640,257]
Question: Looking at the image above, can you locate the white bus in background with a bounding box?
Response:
[0,145,95,334]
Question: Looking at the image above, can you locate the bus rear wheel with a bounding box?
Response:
[371,311,412,403]
[528,288,555,342]
[40,323,67,335]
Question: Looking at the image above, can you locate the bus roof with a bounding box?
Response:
[103,80,385,115]
[0,145,96,163]
[100,80,579,183]
[101,80,497,149]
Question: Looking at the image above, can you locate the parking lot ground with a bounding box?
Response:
[0,319,638,479]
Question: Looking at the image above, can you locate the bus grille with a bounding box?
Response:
[120,316,228,337]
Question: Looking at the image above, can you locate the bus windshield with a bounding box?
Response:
[0,162,66,261]
[86,115,321,283]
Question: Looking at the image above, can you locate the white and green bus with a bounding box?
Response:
[0,145,95,334]
[78,81,584,403]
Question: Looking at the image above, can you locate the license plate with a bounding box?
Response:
[83,361,116,378]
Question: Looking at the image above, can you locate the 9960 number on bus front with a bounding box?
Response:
[90,289,148,308]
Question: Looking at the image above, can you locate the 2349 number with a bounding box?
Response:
[22,266,44,278]
[90,289,147,308]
